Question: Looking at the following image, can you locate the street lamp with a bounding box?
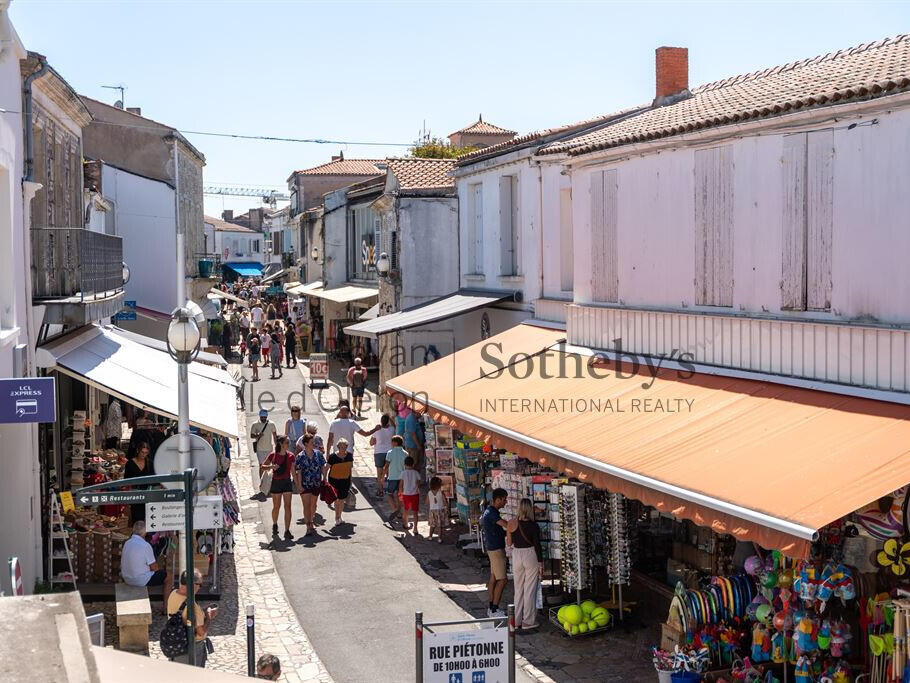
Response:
[376,251,390,277]
[166,306,201,580]
[122,262,131,286]
[310,246,319,262]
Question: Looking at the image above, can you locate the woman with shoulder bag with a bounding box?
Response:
[294,433,325,535]
[507,498,544,631]
[263,436,294,540]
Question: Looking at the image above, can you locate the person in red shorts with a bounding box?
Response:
[399,456,421,537]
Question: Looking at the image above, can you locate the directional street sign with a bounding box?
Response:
[75,488,185,507]
[146,495,223,532]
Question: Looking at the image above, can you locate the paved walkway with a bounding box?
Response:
[243,360,540,683]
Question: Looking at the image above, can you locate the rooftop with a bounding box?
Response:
[387,157,456,194]
[204,215,256,233]
[291,157,384,177]
[449,116,516,137]
[543,33,910,157]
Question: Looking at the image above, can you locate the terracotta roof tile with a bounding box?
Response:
[387,158,456,193]
[449,118,516,137]
[294,158,384,176]
[543,34,910,157]
[204,215,256,233]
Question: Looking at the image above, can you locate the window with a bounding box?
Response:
[289,187,299,216]
[469,183,483,273]
[559,188,573,292]
[781,132,833,311]
[694,146,733,307]
[590,169,618,302]
[349,204,378,280]
[252,239,260,253]
[104,201,116,236]
[499,176,519,275]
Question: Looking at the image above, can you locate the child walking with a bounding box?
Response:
[427,476,447,543]
[399,456,421,537]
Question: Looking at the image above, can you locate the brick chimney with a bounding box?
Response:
[126,107,142,116]
[654,46,689,105]
[222,209,234,221]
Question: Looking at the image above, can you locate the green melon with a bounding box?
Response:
[563,604,584,626]
[580,600,598,615]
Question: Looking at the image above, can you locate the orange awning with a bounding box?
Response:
[387,323,910,559]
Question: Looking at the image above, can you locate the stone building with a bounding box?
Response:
[447,116,516,149]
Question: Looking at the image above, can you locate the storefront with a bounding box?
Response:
[389,321,910,681]
[35,324,240,591]
[304,283,378,365]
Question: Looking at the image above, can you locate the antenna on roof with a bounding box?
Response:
[102,84,127,108]
[479,113,483,122]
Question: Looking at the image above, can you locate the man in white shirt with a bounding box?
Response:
[121,520,171,604]
[251,302,265,328]
[325,404,378,454]
[250,409,278,465]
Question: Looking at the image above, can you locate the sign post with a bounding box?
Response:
[308,352,329,388]
[417,604,515,683]
[0,377,56,424]
[75,468,198,663]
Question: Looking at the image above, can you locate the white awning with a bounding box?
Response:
[208,287,248,308]
[286,280,323,296]
[110,326,232,373]
[359,303,380,320]
[36,325,239,437]
[344,290,511,338]
[261,268,288,284]
[307,283,378,304]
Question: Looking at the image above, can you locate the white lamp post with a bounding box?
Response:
[166,307,201,572]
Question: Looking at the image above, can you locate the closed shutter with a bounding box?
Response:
[781,134,808,310]
[499,176,518,275]
[807,131,833,311]
[559,188,573,292]
[694,146,733,307]
[472,183,483,273]
[590,169,618,302]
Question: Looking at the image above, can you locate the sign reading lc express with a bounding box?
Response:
[0,377,56,424]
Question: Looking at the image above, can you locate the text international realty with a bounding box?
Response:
[479,397,696,414]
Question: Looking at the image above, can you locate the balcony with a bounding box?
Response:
[31,228,126,326]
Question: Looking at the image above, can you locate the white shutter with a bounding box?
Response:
[559,188,573,291]
[807,131,833,311]
[499,176,513,275]
[590,170,618,302]
[472,183,484,273]
[694,146,733,307]
[781,134,808,310]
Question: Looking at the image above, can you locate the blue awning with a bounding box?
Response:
[223,262,263,277]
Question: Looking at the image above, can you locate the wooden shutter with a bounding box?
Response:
[590,169,618,302]
[499,176,513,275]
[472,183,483,273]
[559,188,573,291]
[781,134,808,310]
[694,146,733,306]
[807,131,833,310]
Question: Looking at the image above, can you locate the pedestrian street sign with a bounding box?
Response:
[75,488,185,507]
[146,495,223,532]
[0,377,56,424]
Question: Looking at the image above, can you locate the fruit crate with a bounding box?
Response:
[548,602,613,638]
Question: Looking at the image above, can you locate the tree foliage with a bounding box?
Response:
[409,136,477,159]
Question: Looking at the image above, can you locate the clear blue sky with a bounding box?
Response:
[12,0,910,217]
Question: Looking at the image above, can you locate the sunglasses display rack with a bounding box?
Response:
[560,483,588,594]
[607,492,632,586]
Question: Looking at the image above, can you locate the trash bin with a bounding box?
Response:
[198,259,214,278]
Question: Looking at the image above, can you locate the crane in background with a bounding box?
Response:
[203,185,290,208]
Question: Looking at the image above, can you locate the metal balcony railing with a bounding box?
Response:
[31,228,124,300]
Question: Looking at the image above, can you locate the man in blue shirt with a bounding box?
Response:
[395,401,422,472]
[480,488,510,617]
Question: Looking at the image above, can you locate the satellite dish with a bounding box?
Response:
[154,433,218,492]
[114,100,123,109]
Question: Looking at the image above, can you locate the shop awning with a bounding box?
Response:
[344,290,511,338]
[307,283,378,304]
[286,280,323,296]
[386,323,910,558]
[110,326,232,372]
[208,287,249,308]
[222,262,263,277]
[261,268,288,284]
[36,325,239,437]
[359,303,379,321]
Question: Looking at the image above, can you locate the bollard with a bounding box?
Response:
[507,603,516,683]
[246,604,256,677]
[415,611,423,683]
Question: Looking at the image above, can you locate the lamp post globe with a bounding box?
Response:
[122,262,131,285]
[311,246,319,262]
[376,251,390,276]
[167,311,200,359]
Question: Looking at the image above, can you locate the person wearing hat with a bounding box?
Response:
[250,409,278,466]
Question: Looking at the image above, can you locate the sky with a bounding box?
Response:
[12,0,910,217]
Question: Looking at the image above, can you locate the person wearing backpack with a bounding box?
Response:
[163,569,217,667]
